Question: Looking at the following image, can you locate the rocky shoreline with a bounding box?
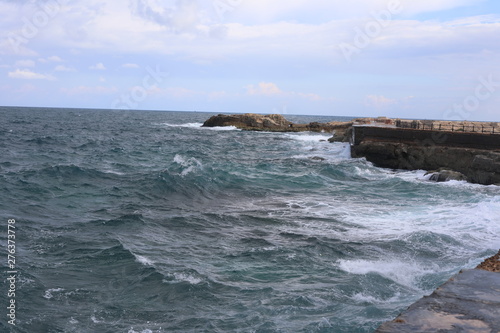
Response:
[203,113,500,185]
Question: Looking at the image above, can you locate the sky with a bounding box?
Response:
[1,0,500,121]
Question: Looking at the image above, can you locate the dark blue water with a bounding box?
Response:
[1,107,499,332]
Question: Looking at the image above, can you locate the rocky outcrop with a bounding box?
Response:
[425,169,467,182]
[327,123,353,143]
[477,250,500,272]
[202,113,353,133]
[203,113,292,131]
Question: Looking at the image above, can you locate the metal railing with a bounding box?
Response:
[395,120,498,134]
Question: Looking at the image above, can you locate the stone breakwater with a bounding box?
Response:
[203,114,500,185]
[351,126,500,185]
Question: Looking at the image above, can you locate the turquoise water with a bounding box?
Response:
[1,107,499,332]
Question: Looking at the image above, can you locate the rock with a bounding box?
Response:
[329,125,353,143]
[477,250,500,272]
[202,113,292,131]
[203,114,354,133]
[425,169,467,182]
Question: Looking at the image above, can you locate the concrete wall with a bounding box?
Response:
[350,126,500,185]
[352,126,500,150]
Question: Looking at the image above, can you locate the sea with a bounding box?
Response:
[0,106,499,333]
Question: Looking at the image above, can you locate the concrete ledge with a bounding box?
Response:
[352,126,500,151]
[376,269,500,333]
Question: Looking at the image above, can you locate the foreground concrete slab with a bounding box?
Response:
[376,269,500,333]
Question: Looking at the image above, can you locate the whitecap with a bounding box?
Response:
[164,272,204,285]
[101,168,125,176]
[284,133,332,142]
[43,288,65,299]
[90,315,104,324]
[173,154,203,176]
[160,122,240,131]
[134,254,154,266]
[204,125,240,131]
[338,258,437,290]
[161,122,204,128]
[351,292,402,305]
[128,329,153,333]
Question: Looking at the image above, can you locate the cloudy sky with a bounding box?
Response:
[1,0,500,120]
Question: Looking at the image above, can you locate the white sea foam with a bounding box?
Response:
[285,133,332,142]
[90,315,104,324]
[101,168,125,176]
[161,122,240,131]
[128,329,153,333]
[164,272,204,285]
[134,254,154,266]
[338,259,436,290]
[173,154,203,176]
[336,194,500,249]
[351,292,402,305]
[43,288,65,299]
[205,125,240,131]
[162,122,204,128]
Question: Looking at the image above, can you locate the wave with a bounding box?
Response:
[161,122,204,128]
[284,132,332,142]
[160,122,240,131]
[164,271,205,285]
[337,258,436,291]
[172,154,203,177]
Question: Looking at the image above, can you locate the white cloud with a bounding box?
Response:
[365,95,397,109]
[55,65,76,72]
[233,0,484,22]
[8,69,55,80]
[245,82,332,102]
[60,85,118,95]
[122,63,139,68]
[48,56,63,62]
[15,60,35,67]
[38,56,64,63]
[90,63,106,70]
[246,82,283,96]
